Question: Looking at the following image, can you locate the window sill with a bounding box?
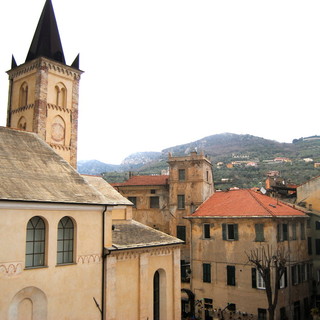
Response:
[56,262,76,267]
[24,265,48,270]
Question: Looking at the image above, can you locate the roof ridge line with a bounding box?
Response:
[247,189,275,217]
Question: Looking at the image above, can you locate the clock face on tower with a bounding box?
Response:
[51,116,65,144]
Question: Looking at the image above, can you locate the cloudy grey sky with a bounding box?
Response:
[0,0,319,164]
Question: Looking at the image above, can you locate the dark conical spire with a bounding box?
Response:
[11,55,17,68]
[71,54,80,69]
[25,0,65,64]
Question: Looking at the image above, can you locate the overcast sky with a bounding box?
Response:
[0,0,319,164]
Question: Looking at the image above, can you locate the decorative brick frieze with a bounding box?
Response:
[77,254,102,264]
[10,104,35,114]
[0,262,23,277]
[7,58,82,80]
[47,103,71,114]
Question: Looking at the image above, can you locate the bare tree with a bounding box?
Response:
[246,245,288,320]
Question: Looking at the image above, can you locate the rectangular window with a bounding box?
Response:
[227,265,236,286]
[178,169,185,181]
[222,223,238,241]
[292,223,297,240]
[203,224,211,239]
[150,189,156,194]
[316,221,320,230]
[293,301,301,320]
[257,271,266,289]
[301,222,306,240]
[258,308,267,320]
[308,237,312,255]
[203,263,211,283]
[280,307,286,320]
[255,223,265,242]
[150,196,159,208]
[292,265,299,285]
[277,223,288,241]
[178,195,185,209]
[204,298,213,320]
[279,268,287,289]
[252,268,265,289]
[177,226,186,242]
[128,196,137,207]
[180,260,190,283]
[316,239,320,255]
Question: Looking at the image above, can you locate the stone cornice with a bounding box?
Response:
[7,57,83,80]
[111,245,179,261]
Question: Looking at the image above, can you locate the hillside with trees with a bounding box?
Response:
[78,133,320,189]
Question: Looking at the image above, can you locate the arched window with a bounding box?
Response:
[26,217,46,268]
[17,116,27,130]
[57,217,74,264]
[154,271,160,320]
[55,82,67,107]
[50,115,66,145]
[19,82,28,107]
[153,269,167,320]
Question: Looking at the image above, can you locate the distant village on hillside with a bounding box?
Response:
[1,1,320,320]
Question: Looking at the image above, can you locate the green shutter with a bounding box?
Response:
[222,224,227,240]
[252,268,257,288]
[234,224,238,240]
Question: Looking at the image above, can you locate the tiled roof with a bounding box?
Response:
[82,175,133,206]
[111,220,183,250]
[189,189,306,218]
[113,175,169,187]
[0,127,109,204]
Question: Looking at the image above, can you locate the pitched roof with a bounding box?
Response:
[113,175,169,187]
[189,189,306,218]
[111,220,183,250]
[82,175,133,206]
[25,0,66,64]
[0,127,109,205]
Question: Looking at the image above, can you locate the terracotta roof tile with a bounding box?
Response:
[113,175,169,187]
[190,189,306,218]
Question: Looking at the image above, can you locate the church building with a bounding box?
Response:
[0,1,182,319]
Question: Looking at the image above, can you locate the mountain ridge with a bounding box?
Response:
[77,132,320,188]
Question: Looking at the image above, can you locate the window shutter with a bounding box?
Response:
[283,224,288,241]
[284,267,288,288]
[277,224,281,242]
[222,224,227,240]
[291,266,295,285]
[252,268,257,288]
[234,224,239,240]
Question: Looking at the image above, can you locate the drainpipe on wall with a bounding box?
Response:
[101,205,111,320]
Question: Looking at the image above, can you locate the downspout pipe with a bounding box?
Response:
[101,205,110,320]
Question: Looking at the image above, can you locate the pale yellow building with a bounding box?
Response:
[185,189,311,320]
[0,1,183,319]
[296,175,320,305]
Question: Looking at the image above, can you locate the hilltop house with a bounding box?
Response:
[185,189,311,320]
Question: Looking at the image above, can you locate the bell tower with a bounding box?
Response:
[6,0,82,168]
